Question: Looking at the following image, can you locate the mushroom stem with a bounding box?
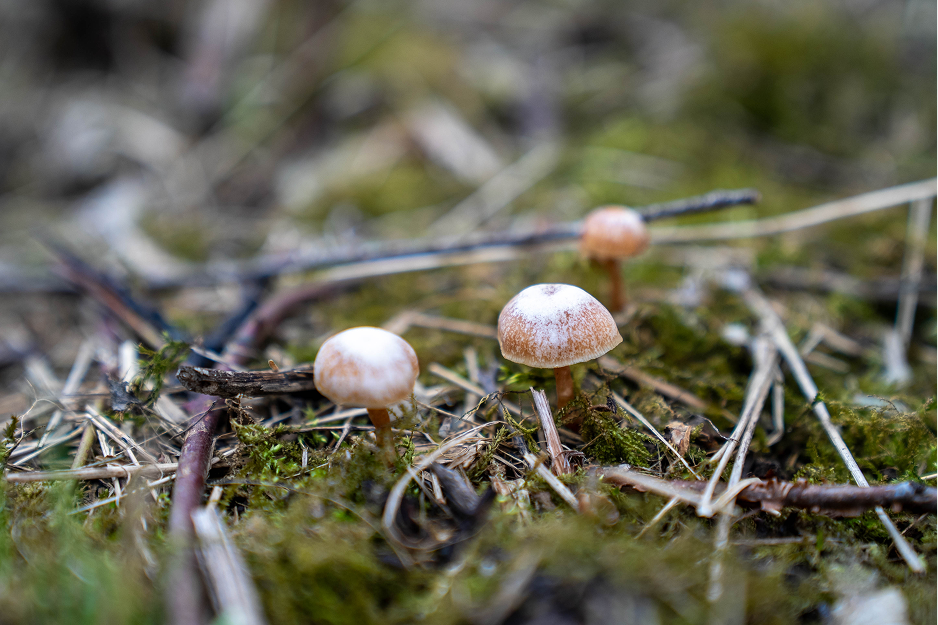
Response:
[600,258,625,312]
[553,365,575,409]
[366,407,393,449]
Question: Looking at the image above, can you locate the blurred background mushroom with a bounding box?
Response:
[580,205,650,311]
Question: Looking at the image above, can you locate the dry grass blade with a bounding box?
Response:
[652,178,936,243]
[598,466,703,507]
[6,462,181,483]
[37,339,95,448]
[599,356,708,412]
[895,198,933,347]
[86,406,158,464]
[530,388,570,475]
[382,423,494,562]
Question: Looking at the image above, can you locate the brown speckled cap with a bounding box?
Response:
[498,284,622,368]
[313,327,419,408]
[580,206,650,260]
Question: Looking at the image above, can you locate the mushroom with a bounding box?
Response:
[580,206,650,312]
[498,284,622,409]
[313,326,419,449]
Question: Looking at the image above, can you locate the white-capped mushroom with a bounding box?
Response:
[580,206,650,312]
[313,326,419,448]
[498,284,622,409]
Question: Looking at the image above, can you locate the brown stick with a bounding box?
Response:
[168,401,228,625]
[553,365,574,409]
[599,467,937,516]
[176,364,316,398]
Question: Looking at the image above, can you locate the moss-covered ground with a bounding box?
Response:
[0,1,934,623]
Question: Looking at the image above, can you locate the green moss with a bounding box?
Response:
[581,409,654,467]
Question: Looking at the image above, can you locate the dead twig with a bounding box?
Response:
[176,364,316,398]
[598,468,936,515]
[140,188,759,289]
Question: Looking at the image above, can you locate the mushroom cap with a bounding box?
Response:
[313,327,419,408]
[580,206,650,260]
[498,284,622,368]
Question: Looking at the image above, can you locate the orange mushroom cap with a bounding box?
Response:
[497,284,622,368]
[313,327,419,408]
[580,206,650,260]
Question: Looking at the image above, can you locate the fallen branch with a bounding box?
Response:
[144,188,759,288]
[597,467,937,516]
[176,364,316,398]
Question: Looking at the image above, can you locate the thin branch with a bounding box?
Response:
[140,188,758,288]
[176,364,316,398]
[597,467,936,515]
[638,188,760,221]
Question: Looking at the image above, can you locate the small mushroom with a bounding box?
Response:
[580,206,650,312]
[498,284,622,409]
[313,326,419,449]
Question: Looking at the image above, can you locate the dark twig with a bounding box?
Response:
[638,188,760,222]
[176,364,316,398]
[142,188,758,288]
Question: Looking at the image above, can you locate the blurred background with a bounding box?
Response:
[0,0,935,371]
[0,0,934,261]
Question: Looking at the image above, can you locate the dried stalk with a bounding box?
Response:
[895,197,933,346]
[697,335,778,517]
[6,462,181,483]
[530,388,570,475]
[611,392,701,480]
[652,178,936,243]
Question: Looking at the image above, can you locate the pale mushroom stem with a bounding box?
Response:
[553,365,575,409]
[600,258,626,312]
[366,407,393,449]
